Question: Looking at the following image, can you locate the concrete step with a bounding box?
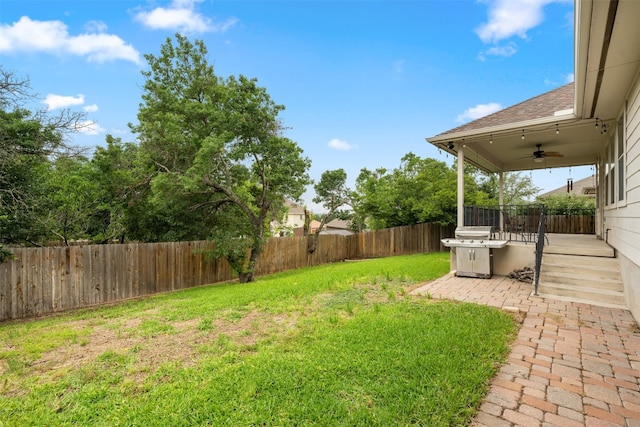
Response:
[536,283,626,308]
[543,240,615,257]
[542,252,618,267]
[538,252,626,309]
[540,271,624,291]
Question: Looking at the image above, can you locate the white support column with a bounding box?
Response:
[499,171,505,232]
[457,144,465,228]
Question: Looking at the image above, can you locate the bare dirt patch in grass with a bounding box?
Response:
[30,310,300,383]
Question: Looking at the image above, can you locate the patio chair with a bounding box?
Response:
[500,209,526,242]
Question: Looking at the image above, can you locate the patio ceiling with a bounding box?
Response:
[427,114,607,174]
[427,0,640,174]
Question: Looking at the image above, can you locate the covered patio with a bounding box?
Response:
[425,0,640,315]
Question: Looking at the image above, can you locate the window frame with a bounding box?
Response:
[604,112,627,209]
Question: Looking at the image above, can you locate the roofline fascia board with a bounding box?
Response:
[589,0,619,119]
[574,0,591,118]
[426,113,578,143]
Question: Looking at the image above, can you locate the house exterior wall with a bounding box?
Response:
[601,70,640,319]
[620,253,640,321]
[284,213,306,229]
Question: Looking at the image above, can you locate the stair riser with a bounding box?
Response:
[540,274,624,291]
[537,285,626,306]
[541,265,621,280]
[542,255,619,269]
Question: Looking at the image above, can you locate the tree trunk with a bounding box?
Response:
[303,209,311,236]
[238,242,262,283]
[307,232,319,254]
[238,271,254,283]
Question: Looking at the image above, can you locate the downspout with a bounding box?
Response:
[457,144,465,228]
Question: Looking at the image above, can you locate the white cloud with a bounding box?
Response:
[0,16,141,63]
[483,42,517,58]
[134,0,238,34]
[476,0,554,44]
[565,72,574,83]
[84,104,99,113]
[328,138,355,151]
[456,102,502,122]
[84,20,108,33]
[75,121,105,136]
[43,94,85,111]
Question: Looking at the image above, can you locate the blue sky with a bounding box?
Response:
[1,0,589,210]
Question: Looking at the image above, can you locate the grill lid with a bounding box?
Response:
[454,226,494,239]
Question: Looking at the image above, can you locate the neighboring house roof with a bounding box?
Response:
[325,218,352,230]
[538,175,597,198]
[319,229,354,236]
[432,83,575,139]
[320,218,354,235]
[284,198,305,216]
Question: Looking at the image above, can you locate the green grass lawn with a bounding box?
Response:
[0,252,519,426]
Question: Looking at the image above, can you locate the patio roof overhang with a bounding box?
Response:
[426,113,604,174]
[426,0,640,175]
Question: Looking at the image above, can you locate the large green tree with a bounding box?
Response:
[88,136,138,243]
[39,155,97,245]
[308,168,352,253]
[353,153,488,229]
[473,169,542,205]
[0,68,86,247]
[130,34,310,282]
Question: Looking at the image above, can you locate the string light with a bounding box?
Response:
[556,124,560,135]
[521,130,525,140]
[489,134,493,144]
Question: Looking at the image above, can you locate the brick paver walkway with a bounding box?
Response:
[411,273,640,427]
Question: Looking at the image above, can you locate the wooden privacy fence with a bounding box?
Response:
[465,205,596,235]
[544,214,595,234]
[0,223,454,322]
[354,223,453,259]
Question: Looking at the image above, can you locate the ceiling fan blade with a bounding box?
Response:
[544,152,564,157]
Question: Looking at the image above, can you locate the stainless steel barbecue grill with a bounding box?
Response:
[441,226,508,278]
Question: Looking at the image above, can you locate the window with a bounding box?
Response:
[604,114,627,208]
[617,118,626,202]
[605,139,613,206]
[610,141,615,205]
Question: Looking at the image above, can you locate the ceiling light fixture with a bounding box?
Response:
[521,130,525,140]
[489,134,493,144]
[555,124,560,135]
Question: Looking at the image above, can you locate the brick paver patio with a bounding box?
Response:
[411,273,640,427]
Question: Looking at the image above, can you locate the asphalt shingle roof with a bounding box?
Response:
[433,83,575,138]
